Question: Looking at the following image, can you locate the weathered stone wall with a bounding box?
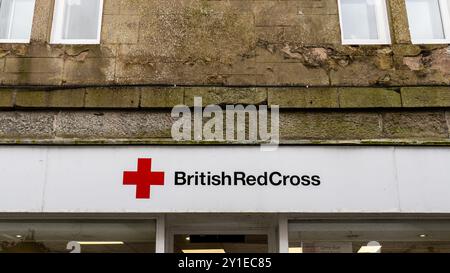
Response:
[0,1,449,146]
[0,86,449,145]
[2,86,450,109]
[0,0,449,86]
[1,108,449,145]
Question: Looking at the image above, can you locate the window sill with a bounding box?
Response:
[49,39,101,45]
[0,39,31,44]
[411,39,450,45]
[341,39,391,45]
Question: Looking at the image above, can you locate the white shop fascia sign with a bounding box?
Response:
[0,146,449,213]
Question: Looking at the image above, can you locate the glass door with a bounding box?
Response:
[174,234,268,253]
[166,214,277,253]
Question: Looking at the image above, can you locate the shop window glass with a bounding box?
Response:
[0,220,156,253]
[289,221,450,253]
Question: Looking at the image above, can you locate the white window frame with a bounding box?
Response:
[337,0,392,45]
[406,0,450,44]
[50,0,104,45]
[0,0,36,44]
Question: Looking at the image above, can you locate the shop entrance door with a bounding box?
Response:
[166,214,278,253]
[173,234,268,253]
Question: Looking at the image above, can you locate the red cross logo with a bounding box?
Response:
[123,158,165,199]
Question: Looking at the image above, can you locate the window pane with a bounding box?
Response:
[61,0,101,40]
[406,0,445,40]
[0,220,156,253]
[341,0,379,40]
[289,221,450,253]
[0,0,35,40]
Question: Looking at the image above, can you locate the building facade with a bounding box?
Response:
[0,0,450,253]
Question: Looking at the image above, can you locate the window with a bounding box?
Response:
[0,220,156,253]
[288,220,450,253]
[338,0,391,44]
[0,0,36,43]
[405,0,450,44]
[50,0,103,44]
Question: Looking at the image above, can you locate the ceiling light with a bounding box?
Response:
[358,245,382,253]
[77,241,124,245]
[419,234,427,238]
[186,236,190,241]
[358,241,382,253]
[288,247,303,253]
[182,249,226,253]
[15,235,22,238]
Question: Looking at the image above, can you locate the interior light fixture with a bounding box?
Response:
[76,241,124,245]
[288,247,303,253]
[358,241,382,253]
[182,249,226,253]
[419,234,427,238]
[358,245,382,253]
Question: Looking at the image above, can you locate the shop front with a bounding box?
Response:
[1,146,450,253]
